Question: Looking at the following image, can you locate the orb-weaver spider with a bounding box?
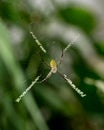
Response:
[16,32,86,102]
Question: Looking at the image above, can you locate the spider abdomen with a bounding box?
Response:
[50,59,57,73]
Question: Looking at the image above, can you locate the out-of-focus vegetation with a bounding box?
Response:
[0,0,104,130]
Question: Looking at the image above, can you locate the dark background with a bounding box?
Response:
[0,0,104,130]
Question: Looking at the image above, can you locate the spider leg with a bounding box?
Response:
[41,59,50,68]
[57,42,73,66]
[57,49,64,66]
[57,36,79,66]
[38,70,53,83]
[57,71,86,97]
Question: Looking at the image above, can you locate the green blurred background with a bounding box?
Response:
[0,0,104,130]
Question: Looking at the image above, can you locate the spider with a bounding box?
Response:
[16,32,86,102]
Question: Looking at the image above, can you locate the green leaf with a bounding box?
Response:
[0,20,49,130]
[58,6,96,33]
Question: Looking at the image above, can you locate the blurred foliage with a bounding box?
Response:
[58,6,96,34]
[0,0,104,130]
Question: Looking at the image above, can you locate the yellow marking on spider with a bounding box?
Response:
[50,59,57,68]
[50,59,57,73]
